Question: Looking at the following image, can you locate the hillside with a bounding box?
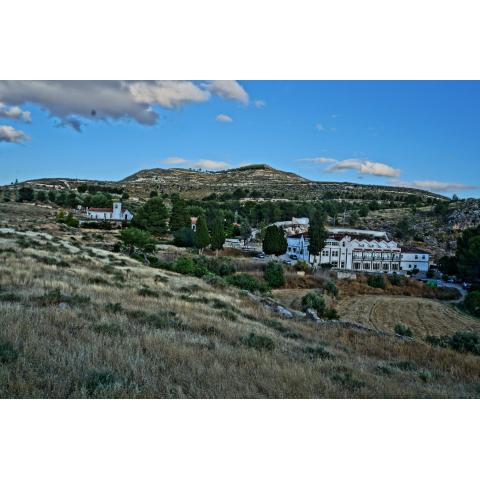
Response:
[1,202,479,399]
[6,164,447,202]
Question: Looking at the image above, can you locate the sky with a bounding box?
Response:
[0,80,479,198]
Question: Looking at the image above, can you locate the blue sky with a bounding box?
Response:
[0,80,479,197]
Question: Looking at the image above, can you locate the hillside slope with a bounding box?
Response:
[0,203,478,398]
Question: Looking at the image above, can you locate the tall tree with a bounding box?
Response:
[169,197,190,233]
[132,196,169,235]
[17,187,34,203]
[456,225,480,281]
[262,225,287,257]
[308,210,328,263]
[210,215,225,254]
[194,215,210,252]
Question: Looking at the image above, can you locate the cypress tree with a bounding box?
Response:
[194,215,210,252]
[308,210,328,263]
[210,215,225,254]
[169,198,190,232]
[263,225,287,256]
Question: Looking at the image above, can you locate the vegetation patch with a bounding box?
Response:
[241,333,275,351]
[137,287,159,298]
[331,370,365,392]
[304,345,333,360]
[129,310,184,330]
[0,342,19,364]
[394,323,414,337]
[84,369,120,396]
[0,292,22,302]
[226,273,269,293]
[390,360,418,372]
[36,288,91,307]
[93,322,124,336]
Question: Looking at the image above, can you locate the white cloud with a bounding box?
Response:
[315,123,325,131]
[254,99,266,108]
[162,156,188,165]
[325,159,401,177]
[0,103,31,122]
[128,81,210,108]
[192,159,230,170]
[0,125,30,143]
[301,156,337,164]
[216,114,233,123]
[393,179,480,192]
[203,81,249,104]
[0,80,251,131]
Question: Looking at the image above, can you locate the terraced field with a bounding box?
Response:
[336,295,479,337]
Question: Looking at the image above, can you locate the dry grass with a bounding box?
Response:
[0,202,479,398]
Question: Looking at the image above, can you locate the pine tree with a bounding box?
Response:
[194,215,210,252]
[132,197,168,235]
[169,198,190,232]
[210,216,225,254]
[308,210,328,263]
[263,225,287,257]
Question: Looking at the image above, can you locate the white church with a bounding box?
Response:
[85,202,134,222]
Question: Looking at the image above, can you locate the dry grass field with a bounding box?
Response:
[1,203,480,398]
[336,295,479,337]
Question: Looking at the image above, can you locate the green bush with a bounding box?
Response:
[368,274,386,289]
[449,331,480,355]
[389,272,404,286]
[241,333,275,351]
[464,291,480,318]
[93,323,124,336]
[137,287,159,298]
[84,369,119,396]
[0,292,22,302]
[394,323,413,337]
[304,345,333,360]
[226,273,269,293]
[0,342,19,363]
[173,256,196,275]
[264,261,285,288]
[301,291,325,316]
[323,307,340,320]
[324,281,338,297]
[173,227,195,247]
[425,335,451,348]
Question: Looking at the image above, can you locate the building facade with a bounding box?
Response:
[400,248,430,272]
[286,228,401,273]
[86,202,133,222]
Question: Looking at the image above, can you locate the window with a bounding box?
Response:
[332,250,339,257]
[331,261,338,268]
[373,263,380,270]
[392,263,399,270]
[342,242,345,247]
[363,263,371,270]
[383,263,389,270]
[415,255,418,260]
[353,262,361,270]
[422,255,425,259]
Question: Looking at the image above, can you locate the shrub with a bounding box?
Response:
[84,369,119,395]
[324,281,338,297]
[203,273,227,288]
[295,260,310,272]
[93,323,124,336]
[304,345,333,360]
[464,291,480,318]
[173,227,195,247]
[331,371,365,392]
[241,333,275,351]
[442,273,449,281]
[368,274,386,289]
[323,307,340,320]
[0,292,22,302]
[130,310,182,330]
[137,287,159,298]
[390,360,418,371]
[226,273,269,293]
[449,331,480,355]
[264,261,285,288]
[301,292,325,316]
[394,323,413,337]
[0,342,19,363]
[173,256,195,275]
[389,272,404,286]
[425,335,451,348]
[105,302,123,313]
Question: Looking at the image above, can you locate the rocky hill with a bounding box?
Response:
[7,164,447,202]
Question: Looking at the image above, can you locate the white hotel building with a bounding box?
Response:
[286,227,402,273]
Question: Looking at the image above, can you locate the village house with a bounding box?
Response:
[285,227,402,273]
[85,202,134,222]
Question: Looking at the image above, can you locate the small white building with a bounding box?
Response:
[400,248,430,272]
[86,202,133,222]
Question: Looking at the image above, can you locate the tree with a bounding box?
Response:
[36,190,47,202]
[349,210,359,227]
[194,215,210,252]
[262,225,287,257]
[48,190,56,203]
[17,187,34,203]
[121,192,130,200]
[358,204,369,217]
[264,261,285,288]
[66,191,78,208]
[77,184,88,193]
[120,227,154,255]
[464,291,480,318]
[210,215,226,254]
[173,227,195,247]
[308,210,328,263]
[438,255,458,276]
[132,197,168,235]
[149,190,158,198]
[240,219,252,241]
[456,225,480,281]
[169,197,190,232]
